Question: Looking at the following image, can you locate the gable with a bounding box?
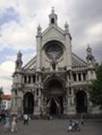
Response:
[23,56,36,70]
[42,25,65,45]
[72,53,87,67]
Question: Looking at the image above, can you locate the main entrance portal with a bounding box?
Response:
[44,78,65,116]
[49,96,63,116]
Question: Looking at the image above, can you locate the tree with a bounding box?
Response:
[90,63,102,109]
[0,87,3,109]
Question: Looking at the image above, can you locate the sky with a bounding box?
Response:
[0,0,102,94]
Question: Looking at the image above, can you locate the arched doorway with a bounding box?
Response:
[76,90,87,113]
[49,96,63,116]
[44,78,65,116]
[23,92,34,114]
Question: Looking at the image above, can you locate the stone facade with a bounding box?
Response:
[12,8,99,116]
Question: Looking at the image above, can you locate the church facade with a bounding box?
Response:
[12,9,98,116]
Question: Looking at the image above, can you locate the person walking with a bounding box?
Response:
[23,114,29,125]
[11,116,17,132]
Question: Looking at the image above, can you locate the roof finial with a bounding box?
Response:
[87,44,92,53]
[16,50,23,70]
[64,21,69,33]
[51,7,55,14]
[86,44,95,64]
[37,24,42,36]
[17,50,22,59]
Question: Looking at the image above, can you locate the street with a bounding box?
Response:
[0,119,102,135]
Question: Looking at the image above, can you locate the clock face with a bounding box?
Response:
[45,41,63,60]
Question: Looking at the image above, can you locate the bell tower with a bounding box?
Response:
[86,45,96,80]
[64,22,72,70]
[49,7,58,25]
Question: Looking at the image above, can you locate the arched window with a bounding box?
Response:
[36,89,39,96]
[83,73,86,81]
[69,87,72,95]
[33,75,35,83]
[73,73,76,81]
[51,18,55,24]
[78,73,81,81]
[24,76,27,83]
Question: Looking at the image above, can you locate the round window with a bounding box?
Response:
[45,41,63,60]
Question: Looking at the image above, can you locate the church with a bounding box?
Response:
[12,8,98,117]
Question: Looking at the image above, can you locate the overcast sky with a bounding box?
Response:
[0,0,102,94]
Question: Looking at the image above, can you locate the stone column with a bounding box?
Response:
[76,73,79,82]
[36,31,42,72]
[34,72,42,116]
[63,89,68,115]
[65,31,72,70]
[81,73,84,81]
[87,91,92,113]
[67,87,76,115]
[38,73,42,107]
[16,89,23,114]
[34,88,40,115]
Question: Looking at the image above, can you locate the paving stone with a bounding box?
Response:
[0,119,102,135]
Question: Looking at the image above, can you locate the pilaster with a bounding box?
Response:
[64,26,72,70]
[36,26,42,72]
[67,87,76,115]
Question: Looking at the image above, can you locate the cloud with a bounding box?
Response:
[64,0,102,63]
[0,6,20,26]
[0,61,15,94]
[0,0,102,94]
[87,23,102,37]
[1,20,36,50]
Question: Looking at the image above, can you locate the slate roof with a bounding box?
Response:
[23,53,87,70]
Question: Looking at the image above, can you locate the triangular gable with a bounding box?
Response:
[42,25,65,41]
[23,56,36,70]
[72,53,87,67]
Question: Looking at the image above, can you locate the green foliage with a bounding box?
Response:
[0,87,3,103]
[90,63,102,108]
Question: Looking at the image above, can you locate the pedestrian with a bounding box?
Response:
[11,116,17,132]
[23,114,29,125]
[67,119,73,131]
[4,116,11,132]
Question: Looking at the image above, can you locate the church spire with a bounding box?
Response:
[64,21,72,40]
[86,45,95,64]
[49,7,58,25]
[15,51,23,70]
[64,21,69,33]
[51,7,55,14]
[37,24,42,37]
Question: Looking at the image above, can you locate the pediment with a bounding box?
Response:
[42,25,65,44]
[72,53,87,67]
[23,56,36,70]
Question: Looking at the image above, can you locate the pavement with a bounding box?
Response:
[0,119,102,135]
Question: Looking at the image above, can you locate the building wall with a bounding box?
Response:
[11,9,100,116]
